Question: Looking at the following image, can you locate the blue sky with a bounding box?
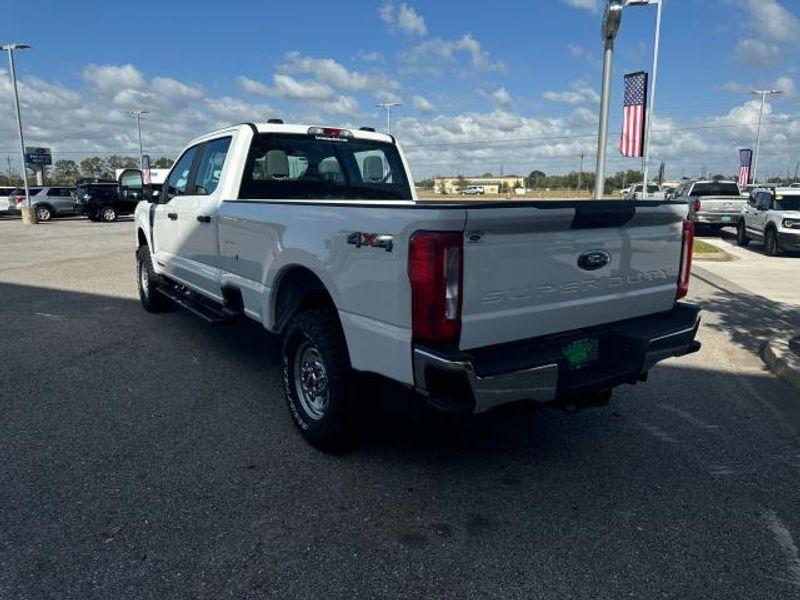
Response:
[2,0,799,180]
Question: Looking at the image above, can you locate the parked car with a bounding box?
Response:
[737,187,800,255]
[5,187,44,215]
[0,187,18,214]
[674,179,746,232]
[73,181,138,222]
[460,186,485,195]
[627,183,666,200]
[21,187,77,221]
[128,121,701,450]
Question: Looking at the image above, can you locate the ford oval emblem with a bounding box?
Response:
[577,250,611,271]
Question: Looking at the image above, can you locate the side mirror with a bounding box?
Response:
[118,168,150,202]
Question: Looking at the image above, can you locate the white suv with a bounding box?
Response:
[737,187,800,255]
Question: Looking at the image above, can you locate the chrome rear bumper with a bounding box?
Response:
[413,303,701,414]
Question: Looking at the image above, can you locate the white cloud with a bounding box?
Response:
[721,76,796,98]
[375,89,402,104]
[568,44,586,58]
[561,0,597,12]
[397,3,427,36]
[543,80,599,105]
[380,2,427,36]
[402,34,505,74]
[272,74,335,101]
[412,94,436,113]
[357,51,385,63]
[734,38,781,65]
[83,64,145,98]
[492,87,511,105]
[151,77,203,103]
[237,75,271,96]
[280,52,370,91]
[745,0,799,43]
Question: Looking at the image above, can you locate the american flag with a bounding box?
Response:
[620,71,648,158]
[738,149,753,187]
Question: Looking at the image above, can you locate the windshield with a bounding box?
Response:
[691,182,740,197]
[775,195,800,211]
[239,133,412,201]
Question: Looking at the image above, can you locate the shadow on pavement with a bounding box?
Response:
[695,271,800,356]
[2,280,800,599]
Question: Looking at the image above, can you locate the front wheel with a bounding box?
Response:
[100,206,118,222]
[282,309,353,451]
[736,222,751,247]
[136,247,171,312]
[765,228,781,256]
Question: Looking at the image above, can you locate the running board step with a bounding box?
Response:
[156,286,241,324]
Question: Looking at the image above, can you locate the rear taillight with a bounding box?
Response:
[408,231,463,347]
[14,195,24,205]
[677,220,694,299]
[693,199,701,213]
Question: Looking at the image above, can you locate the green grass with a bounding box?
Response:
[694,240,723,255]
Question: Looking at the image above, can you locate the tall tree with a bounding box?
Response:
[80,156,111,179]
[52,159,80,184]
[152,157,175,168]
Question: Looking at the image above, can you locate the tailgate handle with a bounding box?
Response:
[167,212,178,221]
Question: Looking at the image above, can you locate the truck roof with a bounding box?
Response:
[189,122,396,146]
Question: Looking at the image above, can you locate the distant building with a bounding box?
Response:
[433,175,525,195]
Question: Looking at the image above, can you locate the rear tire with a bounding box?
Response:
[36,205,53,222]
[137,246,171,313]
[100,206,118,222]
[282,309,353,451]
[765,228,781,256]
[736,222,751,247]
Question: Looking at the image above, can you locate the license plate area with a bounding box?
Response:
[720,216,732,223]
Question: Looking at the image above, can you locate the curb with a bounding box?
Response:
[761,336,800,393]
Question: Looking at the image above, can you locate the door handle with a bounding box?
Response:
[196,215,211,223]
[167,212,178,220]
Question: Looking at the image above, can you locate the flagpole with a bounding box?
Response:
[641,0,662,199]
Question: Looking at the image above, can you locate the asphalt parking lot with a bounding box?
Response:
[2,218,800,599]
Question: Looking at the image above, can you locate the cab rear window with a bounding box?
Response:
[239,133,412,201]
[691,183,740,197]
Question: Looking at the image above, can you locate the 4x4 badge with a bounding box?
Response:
[347,232,394,252]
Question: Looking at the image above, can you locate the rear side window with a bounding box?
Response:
[775,195,800,211]
[239,133,411,201]
[194,137,232,195]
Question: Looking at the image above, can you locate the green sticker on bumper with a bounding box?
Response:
[563,338,599,368]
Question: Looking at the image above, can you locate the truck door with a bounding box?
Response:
[152,145,201,278]
[171,136,232,294]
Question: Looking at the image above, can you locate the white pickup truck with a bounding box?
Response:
[126,122,701,449]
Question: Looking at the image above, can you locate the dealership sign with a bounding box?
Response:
[24,146,52,166]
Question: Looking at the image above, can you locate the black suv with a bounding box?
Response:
[74,181,138,222]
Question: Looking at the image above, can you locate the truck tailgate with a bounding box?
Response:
[460,202,686,350]
[696,195,747,213]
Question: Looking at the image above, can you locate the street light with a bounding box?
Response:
[127,110,149,168]
[626,0,663,199]
[375,102,401,134]
[750,89,781,184]
[1,43,33,223]
[593,1,624,199]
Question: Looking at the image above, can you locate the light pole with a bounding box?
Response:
[594,1,624,199]
[750,90,781,184]
[627,0,663,199]
[127,110,149,167]
[375,102,401,134]
[1,43,33,223]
